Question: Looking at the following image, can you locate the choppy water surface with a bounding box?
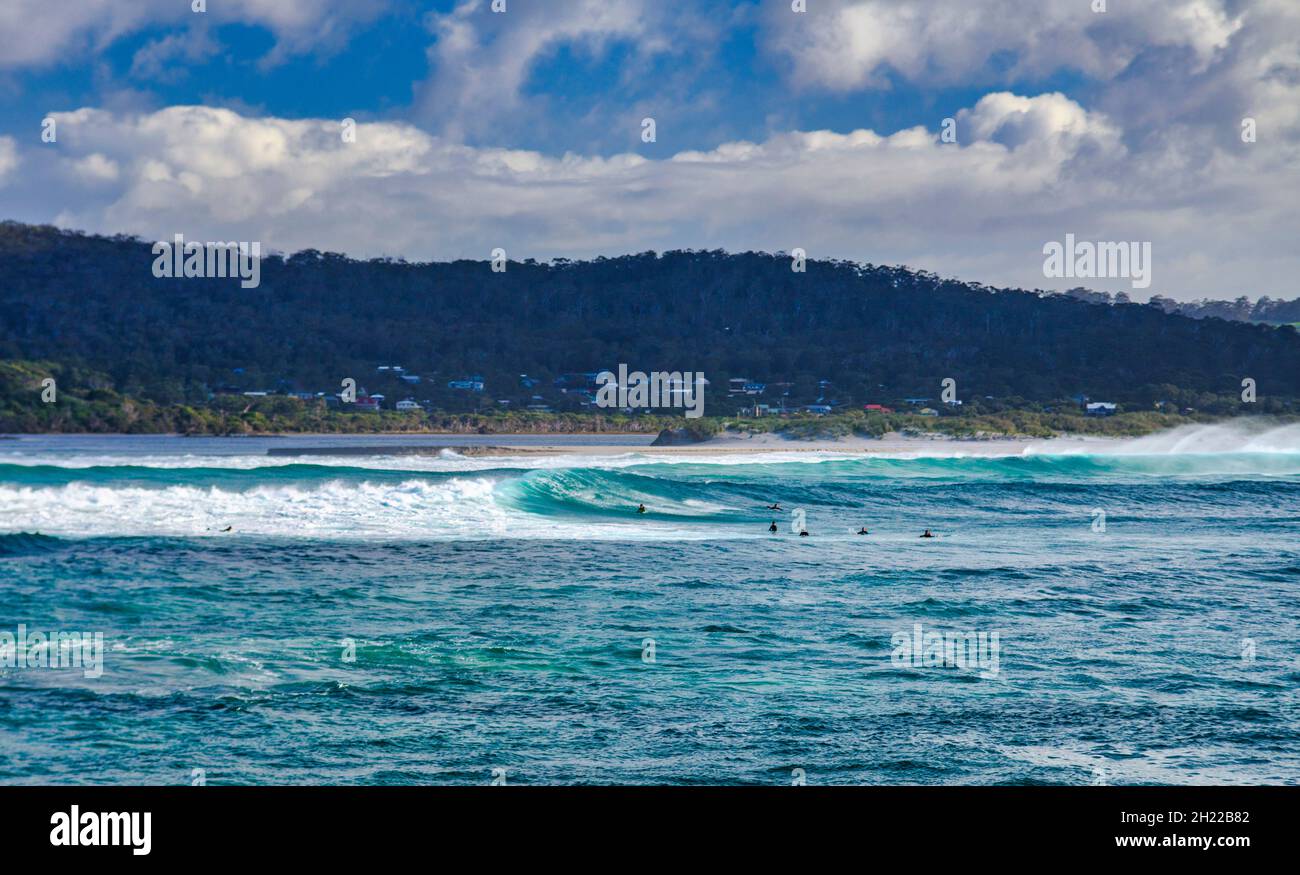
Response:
[2,425,1298,785]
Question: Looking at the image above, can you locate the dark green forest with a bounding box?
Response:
[1,221,1298,433]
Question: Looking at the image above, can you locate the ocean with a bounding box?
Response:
[2,425,1299,785]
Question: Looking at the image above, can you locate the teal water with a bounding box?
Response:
[2,431,1299,784]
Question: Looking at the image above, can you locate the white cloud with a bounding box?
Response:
[5,95,1296,302]
[0,136,18,182]
[759,0,1300,167]
[414,0,715,142]
[765,0,1243,90]
[129,28,220,81]
[72,152,119,182]
[0,0,388,69]
[957,91,1123,180]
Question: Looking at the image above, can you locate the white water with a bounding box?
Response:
[0,474,730,542]
[4,421,1300,541]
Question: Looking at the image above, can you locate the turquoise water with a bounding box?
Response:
[2,429,1299,785]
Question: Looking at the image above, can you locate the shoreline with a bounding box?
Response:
[11,422,1293,456]
[6,429,1064,456]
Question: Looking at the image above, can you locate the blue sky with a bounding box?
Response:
[0,0,1296,300]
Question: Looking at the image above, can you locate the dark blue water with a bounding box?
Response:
[2,432,1299,784]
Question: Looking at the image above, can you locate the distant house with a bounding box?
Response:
[395,399,422,412]
[803,404,832,415]
[903,397,931,406]
[727,379,765,396]
[1086,402,1118,416]
[917,407,939,417]
[352,395,381,412]
[519,374,541,389]
[526,402,553,412]
[400,374,421,385]
[864,404,894,414]
[662,375,710,401]
[447,376,485,392]
[554,372,600,391]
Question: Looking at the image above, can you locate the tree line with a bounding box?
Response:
[2,221,1298,418]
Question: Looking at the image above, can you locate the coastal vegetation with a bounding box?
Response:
[1,359,1270,439]
[3,222,1299,438]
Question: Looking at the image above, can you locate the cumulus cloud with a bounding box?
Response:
[4,94,1295,301]
[955,91,1124,184]
[760,0,1300,163]
[765,0,1243,90]
[71,152,120,183]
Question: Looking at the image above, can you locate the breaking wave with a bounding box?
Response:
[3,428,1300,540]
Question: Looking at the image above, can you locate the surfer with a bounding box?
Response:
[768,521,778,533]
[799,528,810,537]
[637,504,647,514]
[221,526,232,532]
[920,529,935,538]
[857,526,869,535]
[766,503,782,511]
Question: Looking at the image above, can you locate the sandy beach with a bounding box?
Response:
[261,431,1095,457]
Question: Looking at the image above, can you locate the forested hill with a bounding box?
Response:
[2,221,1298,409]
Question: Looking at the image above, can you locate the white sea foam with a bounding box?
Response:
[0,476,720,541]
[4,421,1299,540]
